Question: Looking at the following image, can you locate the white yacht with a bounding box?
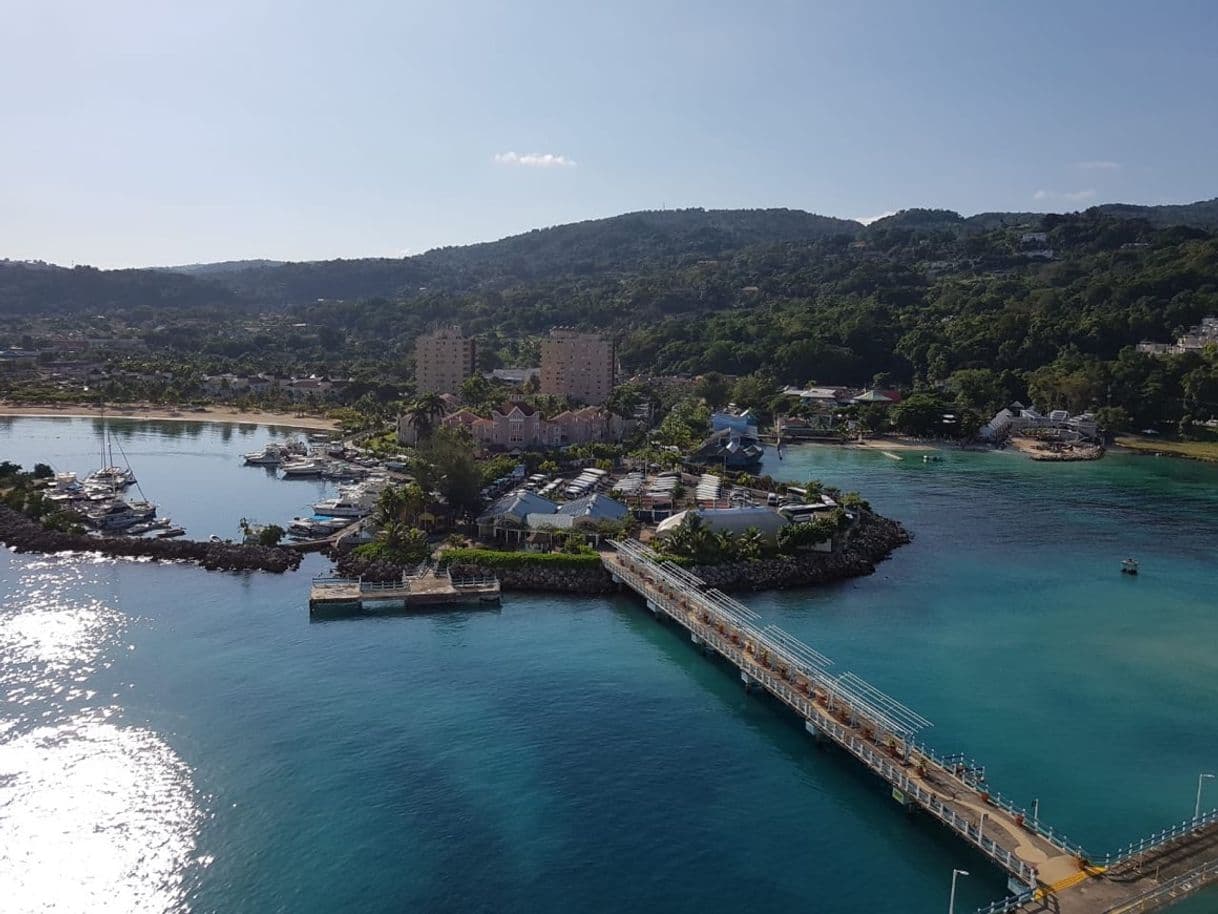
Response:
[312,484,378,518]
[243,440,308,466]
[244,445,287,466]
[287,516,350,538]
[85,499,150,531]
[280,459,325,478]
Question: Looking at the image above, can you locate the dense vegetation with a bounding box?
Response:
[6,200,1218,430]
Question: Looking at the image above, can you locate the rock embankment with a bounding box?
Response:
[687,513,911,591]
[332,513,910,595]
[0,506,302,573]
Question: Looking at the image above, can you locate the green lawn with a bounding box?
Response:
[1115,434,1218,462]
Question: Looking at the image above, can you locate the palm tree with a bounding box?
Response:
[406,394,447,440]
[377,520,409,551]
[736,527,765,561]
[375,487,408,528]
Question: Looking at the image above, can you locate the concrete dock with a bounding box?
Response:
[309,566,500,614]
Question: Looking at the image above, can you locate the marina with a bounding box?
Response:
[3,418,1218,912]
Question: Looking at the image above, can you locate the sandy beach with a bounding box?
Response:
[0,402,339,432]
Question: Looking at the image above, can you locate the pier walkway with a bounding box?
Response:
[603,540,1218,914]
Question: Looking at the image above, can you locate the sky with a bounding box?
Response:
[2,0,1215,268]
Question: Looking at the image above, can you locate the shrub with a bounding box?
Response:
[443,548,603,570]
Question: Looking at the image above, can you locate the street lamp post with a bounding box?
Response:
[1195,773,1215,821]
[949,868,970,914]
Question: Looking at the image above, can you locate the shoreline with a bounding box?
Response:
[781,437,940,453]
[0,402,338,432]
[336,513,912,595]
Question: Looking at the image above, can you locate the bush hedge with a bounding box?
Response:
[443,548,603,570]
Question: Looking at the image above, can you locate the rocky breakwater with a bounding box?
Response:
[0,506,302,573]
[689,512,911,593]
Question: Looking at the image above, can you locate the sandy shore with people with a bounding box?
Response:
[0,402,338,432]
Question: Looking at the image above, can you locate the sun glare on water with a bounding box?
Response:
[0,559,204,913]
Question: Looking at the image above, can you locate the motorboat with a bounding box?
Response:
[244,445,287,466]
[244,440,309,466]
[280,460,325,478]
[312,495,374,518]
[287,516,351,538]
[85,500,144,531]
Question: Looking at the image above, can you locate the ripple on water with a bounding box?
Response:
[0,715,204,913]
[0,558,205,913]
[0,561,126,722]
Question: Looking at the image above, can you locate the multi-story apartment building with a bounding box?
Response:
[539,329,615,404]
[415,327,477,395]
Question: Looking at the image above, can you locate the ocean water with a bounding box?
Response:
[1,419,1217,913]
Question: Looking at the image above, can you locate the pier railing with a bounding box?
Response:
[1099,857,1218,914]
[606,541,1040,885]
[973,891,1035,914]
[1102,808,1218,868]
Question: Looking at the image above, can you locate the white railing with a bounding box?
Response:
[1100,858,1218,914]
[607,544,1041,883]
[1103,808,1218,868]
[973,892,1035,914]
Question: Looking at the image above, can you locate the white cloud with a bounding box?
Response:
[1033,188,1097,204]
[1076,160,1121,171]
[493,151,576,168]
[855,210,897,225]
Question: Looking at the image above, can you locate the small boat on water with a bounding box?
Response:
[156,527,186,539]
[243,440,308,466]
[1121,558,1139,576]
[288,516,351,539]
[86,465,136,490]
[85,499,150,531]
[280,459,325,478]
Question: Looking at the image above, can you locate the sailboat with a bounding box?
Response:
[85,409,137,491]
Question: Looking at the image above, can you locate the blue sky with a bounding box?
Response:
[2,0,1215,268]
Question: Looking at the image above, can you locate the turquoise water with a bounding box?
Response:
[2,420,1217,913]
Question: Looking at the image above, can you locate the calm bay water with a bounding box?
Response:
[2,419,1217,913]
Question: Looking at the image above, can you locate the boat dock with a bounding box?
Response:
[603,539,1218,914]
[309,565,500,614]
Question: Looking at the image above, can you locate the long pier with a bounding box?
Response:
[603,540,1218,914]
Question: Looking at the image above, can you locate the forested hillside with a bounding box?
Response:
[0,261,241,315]
[6,200,1218,430]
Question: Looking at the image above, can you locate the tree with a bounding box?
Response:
[405,393,447,440]
[1093,405,1131,435]
[606,383,645,419]
[777,517,837,555]
[460,374,496,411]
[857,403,890,435]
[694,372,731,408]
[890,393,947,438]
[257,524,285,547]
[736,527,766,561]
[416,428,483,512]
[946,368,1005,415]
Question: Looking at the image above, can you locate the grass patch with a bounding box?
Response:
[1115,435,1218,462]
